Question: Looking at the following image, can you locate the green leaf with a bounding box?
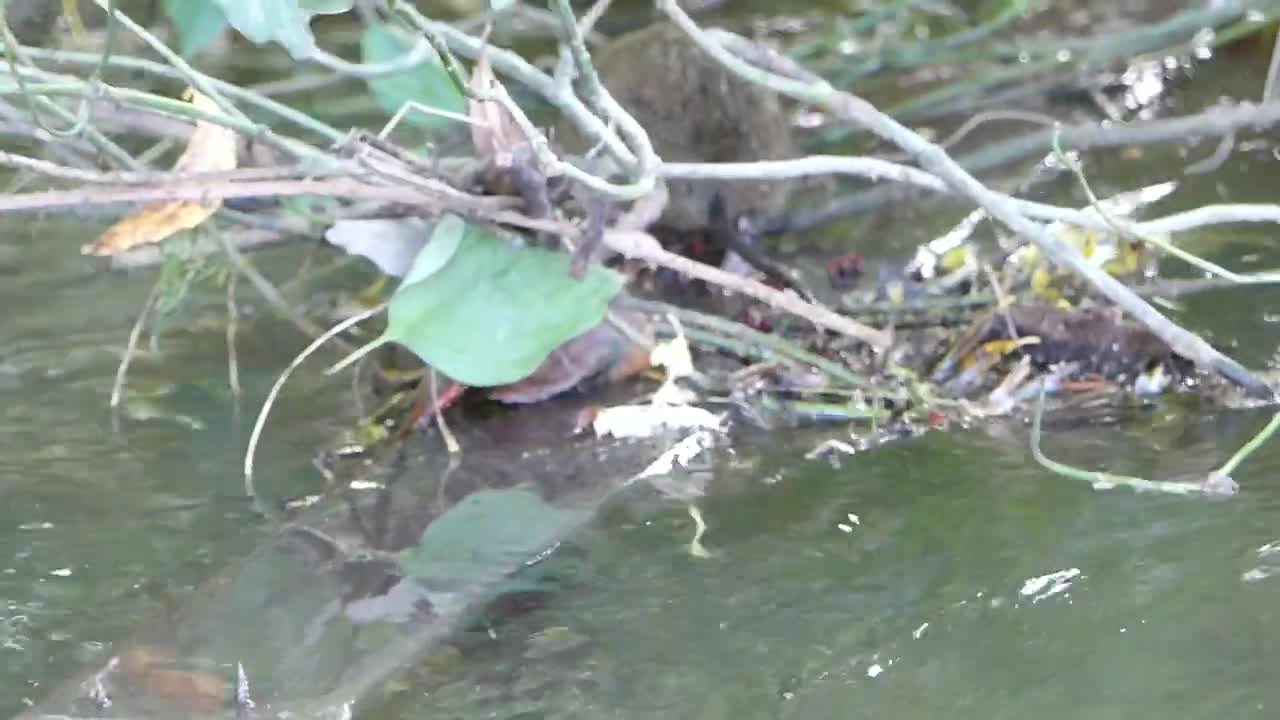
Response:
[298,0,352,11]
[162,0,228,58]
[162,0,229,58]
[399,216,461,285]
[361,21,465,129]
[381,215,624,387]
[399,486,588,592]
[212,0,352,59]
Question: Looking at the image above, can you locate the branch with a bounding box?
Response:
[0,176,517,214]
[657,0,1272,398]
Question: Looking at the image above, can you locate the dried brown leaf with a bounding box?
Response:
[489,313,653,404]
[81,88,238,256]
[84,200,219,256]
[467,52,527,170]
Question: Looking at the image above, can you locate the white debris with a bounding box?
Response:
[593,403,723,440]
[1019,568,1081,602]
[632,430,717,481]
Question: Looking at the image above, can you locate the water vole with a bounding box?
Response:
[556,22,796,232]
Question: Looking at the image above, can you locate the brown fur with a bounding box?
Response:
[558,23,795,231]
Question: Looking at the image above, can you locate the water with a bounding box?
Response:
[358,418,1280,720]
[0,221,361,715]
[5,2,1280,718]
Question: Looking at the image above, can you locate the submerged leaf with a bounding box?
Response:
[376,216,625,387]
[362,21,465,128]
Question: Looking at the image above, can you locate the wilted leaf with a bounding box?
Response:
[468,53,526,167]
[82,89,238,256]
[162,0,229,57]
[399,486,587,592]
[212,0,352,59]
[324,217,432,277]
[83,202,217,257]
[333,216,624,387]
[362,21,465,128]
[489,314,652,404]
[171,92,239,174]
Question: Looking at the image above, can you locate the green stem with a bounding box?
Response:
[7,44,346,142]
[1030,386,1224,497]
[619,296,870,391]
[1214,410,1280,479]
[0,78,339,167]
[89,0,247,123]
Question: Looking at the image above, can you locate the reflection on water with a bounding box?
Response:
[5,220,1280,718]
[5,4,1280,716]
[0,220,358,716]
[372,427,1280,720]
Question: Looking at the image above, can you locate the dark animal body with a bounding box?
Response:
[558,22,796,232]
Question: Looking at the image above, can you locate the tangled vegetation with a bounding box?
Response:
[3,0,1280,497]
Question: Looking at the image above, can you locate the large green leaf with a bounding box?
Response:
[212,0,352,59]
[162,0,229,58]
[368,216,623,387]
[298,0,352,11]
[361,21,465,128]
[399,486,588,592]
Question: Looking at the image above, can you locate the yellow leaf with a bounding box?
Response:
[939,246,973,273]
[82,88,238,256]
[83,201,218,256]
[1029,266,1055,298]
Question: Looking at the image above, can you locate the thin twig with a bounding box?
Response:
[1214,410,1280,478]
[0,152,330,184]
[1052,131,1280,285]
[604,229,890,348]
[619,296,871,390]
[392,1,638,169]
[429,369,460,454]
[1029,386,1224,496]
[0,175,511,214]
[244,304,386,491]
[655,0,1270,397]
[577,0,614,37]
[551,0,658,195]
[218,234,357,353]
[110,278,161,409]
[11,44,346,141]
[226,268,242,398]
[89,0,248,122]
[1263,26,1280,103]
